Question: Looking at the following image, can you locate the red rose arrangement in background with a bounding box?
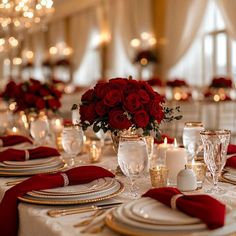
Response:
[79,77,182,138]
[1,79,62,113]
[166,79,189,87]
[209,77,232,88]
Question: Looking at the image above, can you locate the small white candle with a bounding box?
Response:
[166,141,187,185]
[156,137,171,165]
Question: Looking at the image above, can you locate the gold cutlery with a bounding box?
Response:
[47,202,122,217]
[73,210,105,227]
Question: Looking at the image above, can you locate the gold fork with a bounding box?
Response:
[73,210,105,227]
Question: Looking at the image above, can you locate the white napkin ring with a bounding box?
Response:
[0,139,3,147]
[24,150,30,161]
[61,173,69,187]
[170,194,183,210]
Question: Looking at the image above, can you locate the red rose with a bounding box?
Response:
[148,97,164,123]
[108,108,132,130]
[103,89,122,107]
[139,81,156,98]
[24,94,37,106]
[124,93,141,113]
[47,98,61,110]
[95,100,109,116]
[134,110,149,128]
[52,88,62,98]
[80,103,97,124]
[138,89,150,104]
[39,88,50,96]
[36,98,46,110]
[124,80,140,96]
[94,82,109,99]
[81,89,95,102]
[29,84,41,93]
[109,78,128,89]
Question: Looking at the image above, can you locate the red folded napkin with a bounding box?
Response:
[0,135,32,147]
[227,144,236,154]
[0,146,60,162]
[143,187,225,230]
[0,166,114,236]
[225,156,236,169]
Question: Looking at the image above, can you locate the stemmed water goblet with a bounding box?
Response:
[183,121,204,162]
[117,134,148,199]
[61,125,84,167]
[200,129,230,194]
[30,116,49,146]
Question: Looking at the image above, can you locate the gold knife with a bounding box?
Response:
[47,202,122,217]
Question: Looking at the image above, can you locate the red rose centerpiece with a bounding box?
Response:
[1,79,62,114]
[79,77,181,139]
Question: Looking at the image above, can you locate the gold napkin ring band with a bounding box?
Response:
[61,173,69,187]
[24,150,30,160]
[170,194,183,210]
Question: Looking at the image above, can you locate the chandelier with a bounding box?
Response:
[0,0,54,52]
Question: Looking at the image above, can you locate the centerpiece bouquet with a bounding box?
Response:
[1,79,62,114]
[79,77,182,139]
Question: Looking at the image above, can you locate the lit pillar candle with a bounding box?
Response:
[166,139,187,185]
[156,137,171,165]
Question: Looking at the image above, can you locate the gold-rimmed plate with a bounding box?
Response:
[18,180,124,205]
[0,161,66,176]
[31,177,115,197]
[221,170,236,185]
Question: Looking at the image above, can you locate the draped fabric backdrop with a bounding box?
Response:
[216,0,236,40]
[162,0,208,78]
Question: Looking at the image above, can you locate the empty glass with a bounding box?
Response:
[117,134,148,198]
[30,116,49,145]
[61,125,84,167]
[200,129,230,194]
[183,122,204,162]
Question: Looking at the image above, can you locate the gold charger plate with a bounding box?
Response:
[18,181,124,205]
[0,161,66,177]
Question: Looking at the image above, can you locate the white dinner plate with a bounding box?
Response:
[29,177,116,198]
[129,198,201,225]
[2,156,59,167]
[111,199,206,231]
[0,157,63,172]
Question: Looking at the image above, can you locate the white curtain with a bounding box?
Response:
[216,0,236,39]
[70,8,100,86]
[163,0,208,77]
[106,0,153,78]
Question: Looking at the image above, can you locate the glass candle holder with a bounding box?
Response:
[149,166,169,188]
[89,140,102,163]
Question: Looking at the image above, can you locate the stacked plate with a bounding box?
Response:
[221,168,236,184]
[19,177,124,205]
[106,198,209,236]
[0,156,66,176]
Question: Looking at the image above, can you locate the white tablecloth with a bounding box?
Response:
[1,145,236,236]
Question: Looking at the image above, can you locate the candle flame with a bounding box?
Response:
[12,127,18,133]
[164,137,167,145]
[174,138,178,148]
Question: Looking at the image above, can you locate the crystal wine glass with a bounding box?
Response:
[61,125,84,167]
[117,134,148,198]
[183,121,204,162]
[200,129,230,194]
[30,116,49,146]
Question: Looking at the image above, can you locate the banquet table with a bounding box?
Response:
[1,144,236,236]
